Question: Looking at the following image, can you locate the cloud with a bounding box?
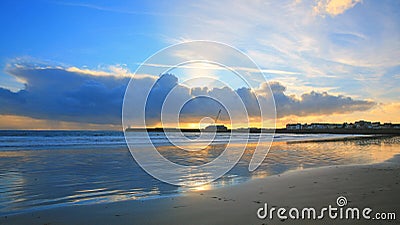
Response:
[1,63,134,124]
[141,62,301,75]
[160,0,400,104]
[269,83,375,117]
[53,1,186,17]
[313,0,362,17]
[0,63,376,128]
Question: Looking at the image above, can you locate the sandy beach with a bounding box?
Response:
[1,0,399,224]
[2,154,399,225]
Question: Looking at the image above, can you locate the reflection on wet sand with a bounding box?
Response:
[0,136,399,215]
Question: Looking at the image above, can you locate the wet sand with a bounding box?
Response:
[2,155,399,225]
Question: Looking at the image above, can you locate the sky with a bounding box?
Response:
[0,0,399,129]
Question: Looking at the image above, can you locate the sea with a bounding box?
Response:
[0,130,399,216]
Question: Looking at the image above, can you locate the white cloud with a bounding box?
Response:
[313,0,362,17]
[158,0,399,104]
[141,62,300,76]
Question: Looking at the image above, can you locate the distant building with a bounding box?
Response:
[204,125,228,132]
[285,120,399,130]
[372,122,381,129]
[382,123,392,129]
[354,120,372,129]
[306,123,341,129]
[286,123,302,130]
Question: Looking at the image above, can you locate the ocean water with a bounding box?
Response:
[0,130,350,150]
[0,130,399,215]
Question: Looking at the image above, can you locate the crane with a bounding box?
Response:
[204,109,228,132]
[215,109,222,124]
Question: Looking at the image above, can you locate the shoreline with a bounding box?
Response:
[0,131,388,152]
[125,127,400,135]
[285,133,394,144]
[2,155,399,225]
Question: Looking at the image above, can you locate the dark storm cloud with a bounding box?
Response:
[1,66,130,124]
[0,64,376,125]
[266,81,376,118]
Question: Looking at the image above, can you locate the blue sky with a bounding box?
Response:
[0,0,399,129]
[0,1,163,70]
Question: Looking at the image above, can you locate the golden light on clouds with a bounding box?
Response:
[276,102,400,128]
[0,115,121,130]
[313,0,362,17]
[1,0,398,130]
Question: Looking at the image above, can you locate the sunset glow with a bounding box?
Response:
[0,0,398,129]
